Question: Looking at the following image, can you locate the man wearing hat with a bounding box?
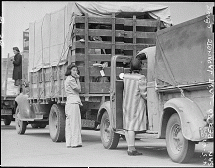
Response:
[11,47,22,91]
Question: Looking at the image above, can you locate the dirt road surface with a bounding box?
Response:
[1,121,213,167]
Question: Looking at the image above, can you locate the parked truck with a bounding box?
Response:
[1,48,28,126]
[14,2,171,139]
[1,54,16,125]
[98,14,214,163]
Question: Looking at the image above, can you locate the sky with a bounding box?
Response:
[1,1,214,58]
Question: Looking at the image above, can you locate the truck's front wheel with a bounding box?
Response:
[4,115,12,125]
[15,107,27,134]
[49,104,65,142]
[100,111,120,149]
[166,113,195,163]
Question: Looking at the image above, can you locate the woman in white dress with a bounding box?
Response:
[64,64,82,148]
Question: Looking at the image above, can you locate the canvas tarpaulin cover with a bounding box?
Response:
[29,2,172,72]
[155,14,214,86]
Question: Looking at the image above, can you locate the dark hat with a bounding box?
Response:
[13,47,20,52]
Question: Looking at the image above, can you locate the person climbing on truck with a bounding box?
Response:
[123,58,147,156]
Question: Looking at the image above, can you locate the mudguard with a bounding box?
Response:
[97,101,113,127]
[163,97,206,141]
[15,94,36,119]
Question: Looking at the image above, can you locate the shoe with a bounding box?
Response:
[72,145,82,148]
[127,150,142,156]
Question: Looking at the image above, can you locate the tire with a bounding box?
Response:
[15,107,27,134]
[100,111,120,149]
[39,124,46,128]
[49,104,65,142]
[4,115,12,125]
[31,123,39,128]
[166,113,195,163]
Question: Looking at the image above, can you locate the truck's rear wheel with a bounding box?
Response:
[100,111,120,149]
[49,104,65,142]
[166,113,195,163]
[4,115,12,125]
[15,107,27,134]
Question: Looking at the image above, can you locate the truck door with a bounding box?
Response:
[110,55,131,130]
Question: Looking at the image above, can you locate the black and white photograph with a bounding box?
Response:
[1,1,214,167]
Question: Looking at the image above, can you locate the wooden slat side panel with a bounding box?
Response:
[80,82,86,94]
[125,31,156,39]
[75,16,112,24]
[75,29,124,37]
[75,54,112,62]
[84,13,90,94]
[78,67,124,77]
[90,82,110,93]
[124,19,158,27]
[75,28,156,39]
[74,41,155,50]
[75,16,158,27]
[133,15,137,56]
[75,54,133,62]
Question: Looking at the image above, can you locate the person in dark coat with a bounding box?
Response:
[12,47,22,87]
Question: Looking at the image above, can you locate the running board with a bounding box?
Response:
[115,130,159,139]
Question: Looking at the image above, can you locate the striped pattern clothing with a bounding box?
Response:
[123,73,147,131]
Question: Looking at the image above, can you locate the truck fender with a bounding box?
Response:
[97,101,113,126]
[161,98,205,141]
[15,94,35,119]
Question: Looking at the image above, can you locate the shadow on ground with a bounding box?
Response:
[1,125,16,130]
[116,140,212,165]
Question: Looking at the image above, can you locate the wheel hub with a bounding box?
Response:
[170,124,184,153]
[16,111,21,128]
[103,119,111,143]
